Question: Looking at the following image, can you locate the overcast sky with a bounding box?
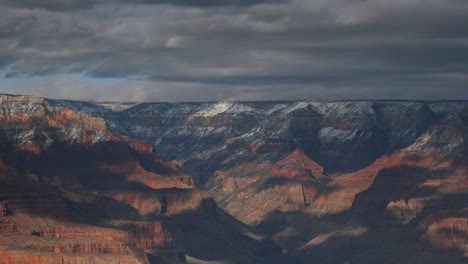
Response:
[0,0,467,102]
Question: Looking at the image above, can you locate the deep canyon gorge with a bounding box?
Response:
[0,94,466,263]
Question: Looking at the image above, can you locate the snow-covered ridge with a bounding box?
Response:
[1,94,466,172]
[279,101,377,116]
[0,94,113,148]
[282,101,310,115]
[97,102,140,112]
[194,102,256,116]
[0,94,44,103]
[44,98,466,121]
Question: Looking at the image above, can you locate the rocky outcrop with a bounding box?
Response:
[0,193,148,264]
[0,94,200,263]
[0,251,142,264]
[269,148,326,181]
[0,95,110,152]
[104,189,218,218]
[425,215,468,254]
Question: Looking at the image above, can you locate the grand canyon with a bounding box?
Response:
[0,93,466,263]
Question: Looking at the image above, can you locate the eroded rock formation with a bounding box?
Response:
[1,94,467,263]
[96,99,468,263]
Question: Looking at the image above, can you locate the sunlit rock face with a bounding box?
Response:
[0,94,204,263]
[1,94,467,263]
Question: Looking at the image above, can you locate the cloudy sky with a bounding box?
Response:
[0,0,467,102]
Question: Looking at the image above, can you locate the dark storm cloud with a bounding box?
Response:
[1,0,468,101]
[134,0,286,7]
[0,0,96,10]
[0,0,283,10]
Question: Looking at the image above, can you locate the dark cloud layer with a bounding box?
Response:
[0,0,282,10]
[0,0,467,101]
[0,0,96,10]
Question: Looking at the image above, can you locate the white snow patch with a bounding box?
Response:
[239,126,262,139]
[264,104,288,115]
[195,102,255,116]
[308,101,374,116]
[282,101,310,115]
[319,127,358,142]
[175,126,230,137]
[98,103,139,112]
